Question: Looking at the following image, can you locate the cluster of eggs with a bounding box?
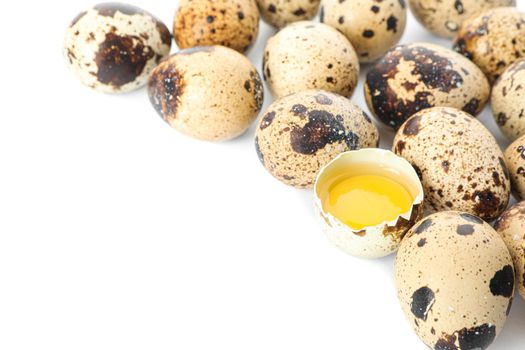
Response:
[64,1,525,349]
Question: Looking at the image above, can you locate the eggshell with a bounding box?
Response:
[393,107,510,221]
[256,0,320,28]
[495,202,525,299]
[263,21,359,99]
[503,134,525,200]
[320,0,407,63]
[365,42,490,129]
[409,0,515,38]
[396,211,514,350]
[453,7,525,83]
[314,149,424,258]
[255,90,379,188]
[173,0,259,53]
[492,59,525,141]
[64,3,172,93]
[148,46,263,141]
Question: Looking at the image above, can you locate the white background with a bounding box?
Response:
[1,1,524,349]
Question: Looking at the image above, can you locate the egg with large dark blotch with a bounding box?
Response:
[64,2,172,93]
[364,42,489,130]
[255,90,379,188]
[396,211,514,350]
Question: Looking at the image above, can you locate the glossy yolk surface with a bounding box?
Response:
[323,174,413,230]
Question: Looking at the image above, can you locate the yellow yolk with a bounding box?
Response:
[323,174,414,230]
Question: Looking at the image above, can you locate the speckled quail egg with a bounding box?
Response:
[396,211,514,350]
[409,0,516,38]
[503,134,525,200]
[320,0,407,63]
[492,59,525,141]
[495,202,525,299]
[148,46,264,141]
[453,7,525,83]
[255,90,379,188]
[256,0,321,28]
[365,42,490,130]
[393,107,510,221]
[263,21,359,99]
[64,3,172,93]
[173,0,259,53]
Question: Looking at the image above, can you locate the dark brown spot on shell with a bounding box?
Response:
[442,160,450,173]
[414,218,433,234]
[290,110,359,155]
[403,115,421,136]
[395,140,406,154]
[457,324,496,349]
[462,98,480,115]
[411,286,435,321]
[291,104,308,116]
[260,111,276,129]
[490,265,514,298]
[362,29,375,38]
[96,32,154,87]
[293,8,306,16]
[472,189,502,220]
[457,224,474,235]
[386,15,398,33]
[417,238,426,247]
[148,60,185,121]
[156,22,172,46]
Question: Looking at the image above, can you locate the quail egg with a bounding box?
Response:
[396,211,514,350]
[173,0,259,53]
[64,2,172,93]
[393,107,510,221]
[314,149,424,258]
[453,7,525,83]
[263,21,359,99]
[504,134,525,200]
[256,0,321,28]
[492,58,525,141]
[409,0,515,38]
[148,46,263,141]
[365,42,490,129]
[255,90,379,188]
[320,0,407,63]
[495,202,525,299]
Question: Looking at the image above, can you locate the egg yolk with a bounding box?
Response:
[323,174,414,230]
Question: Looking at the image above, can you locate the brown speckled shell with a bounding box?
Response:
[492,59,525,140]
[453,7,525,83]
[256,0,320,28]
[255,90,379,188]
[173,0,259,53]
[263,21,359,99]
[393,107,510,221]
[64,3,172,93]
[321,0,407,63]
[148,46,264,141]
[396,211,514,350]
[494,202,525,299]
[409,0,515,38]
[365,42,490,130]
[503,134,525,200]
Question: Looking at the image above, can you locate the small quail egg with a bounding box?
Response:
[320,0,407,63]
[314,149,424,258]
[503,134,525,200]
[495,202,525,299]
[393,107,510,221]
[64,2,172,93]
[492,59,525,141]
[255,90,379,188]
[263,21,359,99]
[148,46,264,141]
[454,7,525,83]
[256,0,321,28]
[409,0,515,38]
[365,42,489,129]
[173,0,259,53]
[396,211,514,350]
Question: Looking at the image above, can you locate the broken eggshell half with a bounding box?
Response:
[314,148,424,259]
